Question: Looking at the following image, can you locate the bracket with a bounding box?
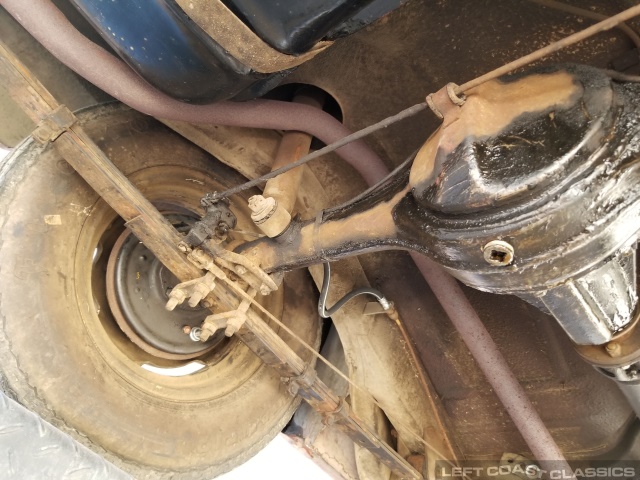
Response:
[165,271,218,311]
[283,363,318,397]
[201,287,256,338]
[32,105,76,144]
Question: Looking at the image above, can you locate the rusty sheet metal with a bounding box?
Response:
[173,0,332,73]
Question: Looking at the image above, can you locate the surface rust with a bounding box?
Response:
[0,39,423,479]
[410,71,581,188]
[3,0,638,463]
[173,0,331,73]
[166,114,459,469]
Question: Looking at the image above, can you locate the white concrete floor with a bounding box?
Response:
[219,434,331,480]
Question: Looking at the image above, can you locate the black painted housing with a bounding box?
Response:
[243,67,640,295]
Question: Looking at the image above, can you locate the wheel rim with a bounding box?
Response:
[105,216,228,360]
[76,164,280,401]
[0,106,321,476]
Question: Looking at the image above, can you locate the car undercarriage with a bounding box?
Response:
[1,1,640,479]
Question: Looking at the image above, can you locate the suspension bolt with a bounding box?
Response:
[605,341,622,358]
[166,289,187,311]
[483,240,515,267]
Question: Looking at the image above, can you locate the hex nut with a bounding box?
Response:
[197,327,211,342]
[483,240,515,266]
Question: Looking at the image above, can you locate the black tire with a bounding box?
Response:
[0,103,321,479]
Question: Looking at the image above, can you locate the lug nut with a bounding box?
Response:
[197,327,211,342]
[182,325,192,334]
[165,289,187,311]
[225,324,239,337]
[201,299,213,309]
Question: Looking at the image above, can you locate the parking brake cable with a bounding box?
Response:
[203,2,640,203]
[318,262,390,318]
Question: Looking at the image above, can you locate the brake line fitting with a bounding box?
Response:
[188,326,202,342]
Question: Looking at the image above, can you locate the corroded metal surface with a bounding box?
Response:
[243,66,621,275]
[3,0,639,467]
[173,0,332,73]
[165,121,459,475]
[368,250,633,459]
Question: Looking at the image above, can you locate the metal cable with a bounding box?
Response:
[8,0,640,209]
[207,102,427,201]
[207,3,640,202]
[7,1,640,474]
[322,149,417,218]
[454,3,640,95]
[0,0,390,188]
[318,262,390,318]
[528,0,640,49]
[605,69,640,82]
[148,4,640,475]
[221,276,465,475]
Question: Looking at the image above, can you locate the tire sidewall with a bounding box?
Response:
[0,104,320,479]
